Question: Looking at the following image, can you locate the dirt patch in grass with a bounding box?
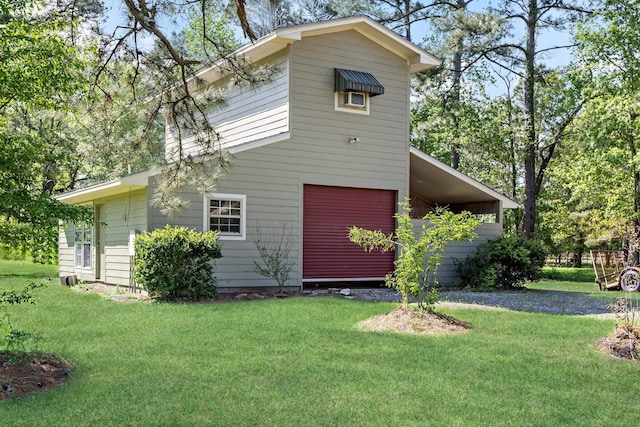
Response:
[357,307,470,335]
[0,352,71,401]
[70,283,151,301]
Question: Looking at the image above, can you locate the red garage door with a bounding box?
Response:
[303,184,395,281]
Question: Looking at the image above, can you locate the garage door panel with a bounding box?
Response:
[303,184,395,280]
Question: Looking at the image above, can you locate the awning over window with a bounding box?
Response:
[335,68,384,96]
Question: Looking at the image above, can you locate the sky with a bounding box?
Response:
[100,0,576,96]
[410,0,576,95]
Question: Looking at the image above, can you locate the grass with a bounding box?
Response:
[533,268,640,306]
[541,266,595,282]
[2,260,640,426]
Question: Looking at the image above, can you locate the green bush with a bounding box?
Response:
[456,235,546,290]
[134,226,222,300]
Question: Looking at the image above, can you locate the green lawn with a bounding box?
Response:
[541,266,595,282]
[2,261,640,426]
[532,273,640,306]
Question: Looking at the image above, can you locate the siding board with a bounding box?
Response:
[410,220,502,285]
[165,51,290,161]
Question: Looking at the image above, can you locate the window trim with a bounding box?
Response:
[203,193,247,240]
[335,91,370,115]
[74,222,92,271]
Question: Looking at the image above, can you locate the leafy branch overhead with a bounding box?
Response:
[89,0,279,215]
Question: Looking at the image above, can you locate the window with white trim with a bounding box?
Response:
[204,193,246,240]
[335,91,370,114]
[74,222,92,269]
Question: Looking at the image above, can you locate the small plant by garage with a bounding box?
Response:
[251,222,295,295]
[349,201,480,311]
[134,225,222,300]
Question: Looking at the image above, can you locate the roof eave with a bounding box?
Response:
[55,170,153,205]
[409,146,519,209]
[194,16,440,86]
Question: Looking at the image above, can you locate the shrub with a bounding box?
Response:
[134,226,222,300]
[456,235,546,290]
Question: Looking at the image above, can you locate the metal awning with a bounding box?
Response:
[335,68,384,96]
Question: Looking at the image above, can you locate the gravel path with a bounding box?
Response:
[440,289,612,316]
[352,287,616,317]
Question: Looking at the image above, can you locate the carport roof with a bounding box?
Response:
[410,147,518,209]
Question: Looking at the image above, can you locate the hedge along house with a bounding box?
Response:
[57,16,517,291]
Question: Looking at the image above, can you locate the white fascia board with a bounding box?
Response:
[274,16,441,72]
[195,33,297,84]
[409,146,519,209]
[56,169,154,205]
[408,54,441,73]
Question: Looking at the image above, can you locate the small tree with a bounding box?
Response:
[252,222,295,294]
[349,201,480,311]
[0,281,46,353]
[134,226,222,300]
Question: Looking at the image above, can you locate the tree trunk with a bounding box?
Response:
[448,0,468,170]
[572,244,583,268]
[522,0,538,239]
[450,48,462,169]
[629,114,640,265]
[403,0,411,42]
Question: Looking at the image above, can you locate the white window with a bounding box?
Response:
[74,223,92,270]
[335,91,370,115]
[204,193,246,240]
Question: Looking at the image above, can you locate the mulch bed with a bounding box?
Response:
[0,352,71,401]
[357,307,470,335]
[594,325,640,361]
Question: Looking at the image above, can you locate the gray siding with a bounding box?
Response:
[288,30,410,193]
[411,220,502,285]
[100,190,148,286]
[58,223,75,277]
[165,51,289,161]
[58,190,148,286]
[147,156,300,289]
[149,31,413,289]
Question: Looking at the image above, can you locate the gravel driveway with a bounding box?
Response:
[439,289,613,316]
[352,287,616,317]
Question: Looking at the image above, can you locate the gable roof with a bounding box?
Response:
[195,16,440,85]
[410,146,519,209]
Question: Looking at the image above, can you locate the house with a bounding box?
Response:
[57,16,517,291]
